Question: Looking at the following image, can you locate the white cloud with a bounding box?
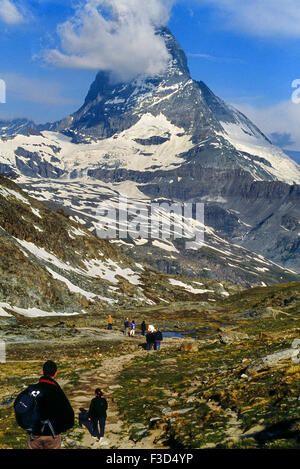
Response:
[0,0,24,24]
[43,0,175,81]
[200,0,300,37]
[234,99,300,150]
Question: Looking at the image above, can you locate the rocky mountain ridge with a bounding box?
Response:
[0,28,299,276]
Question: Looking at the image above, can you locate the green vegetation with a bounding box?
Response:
[111,282,300,449]
[114,339,300,448]
[0,280,299,449]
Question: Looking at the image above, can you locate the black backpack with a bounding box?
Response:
[14,385,56,439]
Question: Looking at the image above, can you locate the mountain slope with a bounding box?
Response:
[1,29,299,185]
[0,28,299,275]
[0,176,247,317]
[18,177,300,287]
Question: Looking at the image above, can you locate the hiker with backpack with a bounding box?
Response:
[88,388,108,441]
[14,360,74,449]
[129,320,136,337]
[141,320,146,336]
[154,329,163,350]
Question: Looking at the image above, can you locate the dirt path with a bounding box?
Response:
[66,337,249,449]
[67,345,168,449]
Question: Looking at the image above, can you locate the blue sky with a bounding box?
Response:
[1,0,300,149]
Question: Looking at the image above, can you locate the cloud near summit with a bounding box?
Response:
[43,0,175,82]
[0,0,25,24]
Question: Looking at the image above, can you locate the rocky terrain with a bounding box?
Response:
[1,176,248,318]
[0,175,299,450]
[0,281,299,449]
[18,178,300,287]
[0,26,299,451]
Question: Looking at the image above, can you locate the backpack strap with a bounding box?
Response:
[41,419,57,439]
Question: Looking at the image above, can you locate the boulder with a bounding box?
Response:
[149,417,162,429]
[246,348,300,374]
[129,423,149,442]
[80,297,90,308]
[140,378,151,384]
[291,339,300,349]
[161,407,172,416]
[179,341,198,352]
[219,331,248,345]
[174,408,194,415]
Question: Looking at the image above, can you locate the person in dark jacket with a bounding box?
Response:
[146,326,156,350]
[154,329,163,350]
[141,321,146,336]
[124,318,130,336]
[16,360,74,449]
[88,388,108,440]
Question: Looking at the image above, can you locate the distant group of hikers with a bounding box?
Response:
[123,317,137,336]
[13,318,164,449]
[14,360,107,449]
[13,317,164,449]
[123,317,163,350]
[107,315,163,350]
[145,324,163,350]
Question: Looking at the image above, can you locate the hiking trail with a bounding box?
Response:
[66,337,249,449]
[67,344,167,449]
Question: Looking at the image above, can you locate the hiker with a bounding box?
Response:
[154,329,163,350]
[88,388,108,441]
[141,320,146,336]
[107,315,113,330]
[146,325,156,350]
[14,360,74,450]
[130,320,136,337]
[124,317,130,336]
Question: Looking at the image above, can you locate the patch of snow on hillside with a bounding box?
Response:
[69,227,88,237]
[220,122,300,184]
[5,305,80,317]
[0,186,30,204]
[46,267,96,300]
[82,259,140,285]
[169,279,214,294]
[37,115,193,174]
[0,303,12,317]
[31,207,42,218]
[152,240,179,253]
[14,239,79,272]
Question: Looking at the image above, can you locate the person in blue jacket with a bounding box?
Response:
[154,329,163,350]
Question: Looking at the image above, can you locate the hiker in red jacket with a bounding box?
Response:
[14,360,74,449]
